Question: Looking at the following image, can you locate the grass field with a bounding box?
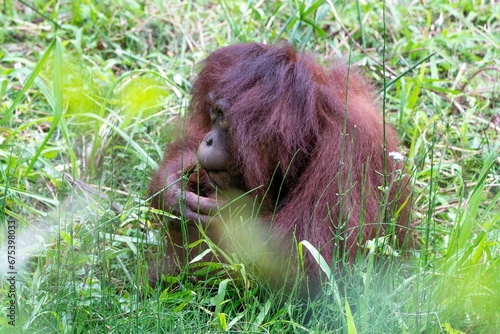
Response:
[1,1,499,333]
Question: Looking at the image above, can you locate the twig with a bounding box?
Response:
[63,172,123,214]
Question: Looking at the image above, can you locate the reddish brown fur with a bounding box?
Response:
[148,42,412,292]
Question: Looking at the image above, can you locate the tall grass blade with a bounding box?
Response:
[24,37,64,176]
[447,144,499,257]
[1,39,56,126]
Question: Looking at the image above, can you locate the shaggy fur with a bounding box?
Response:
[148,42,413,293]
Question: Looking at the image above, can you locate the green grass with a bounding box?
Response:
[1,0,499,333]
